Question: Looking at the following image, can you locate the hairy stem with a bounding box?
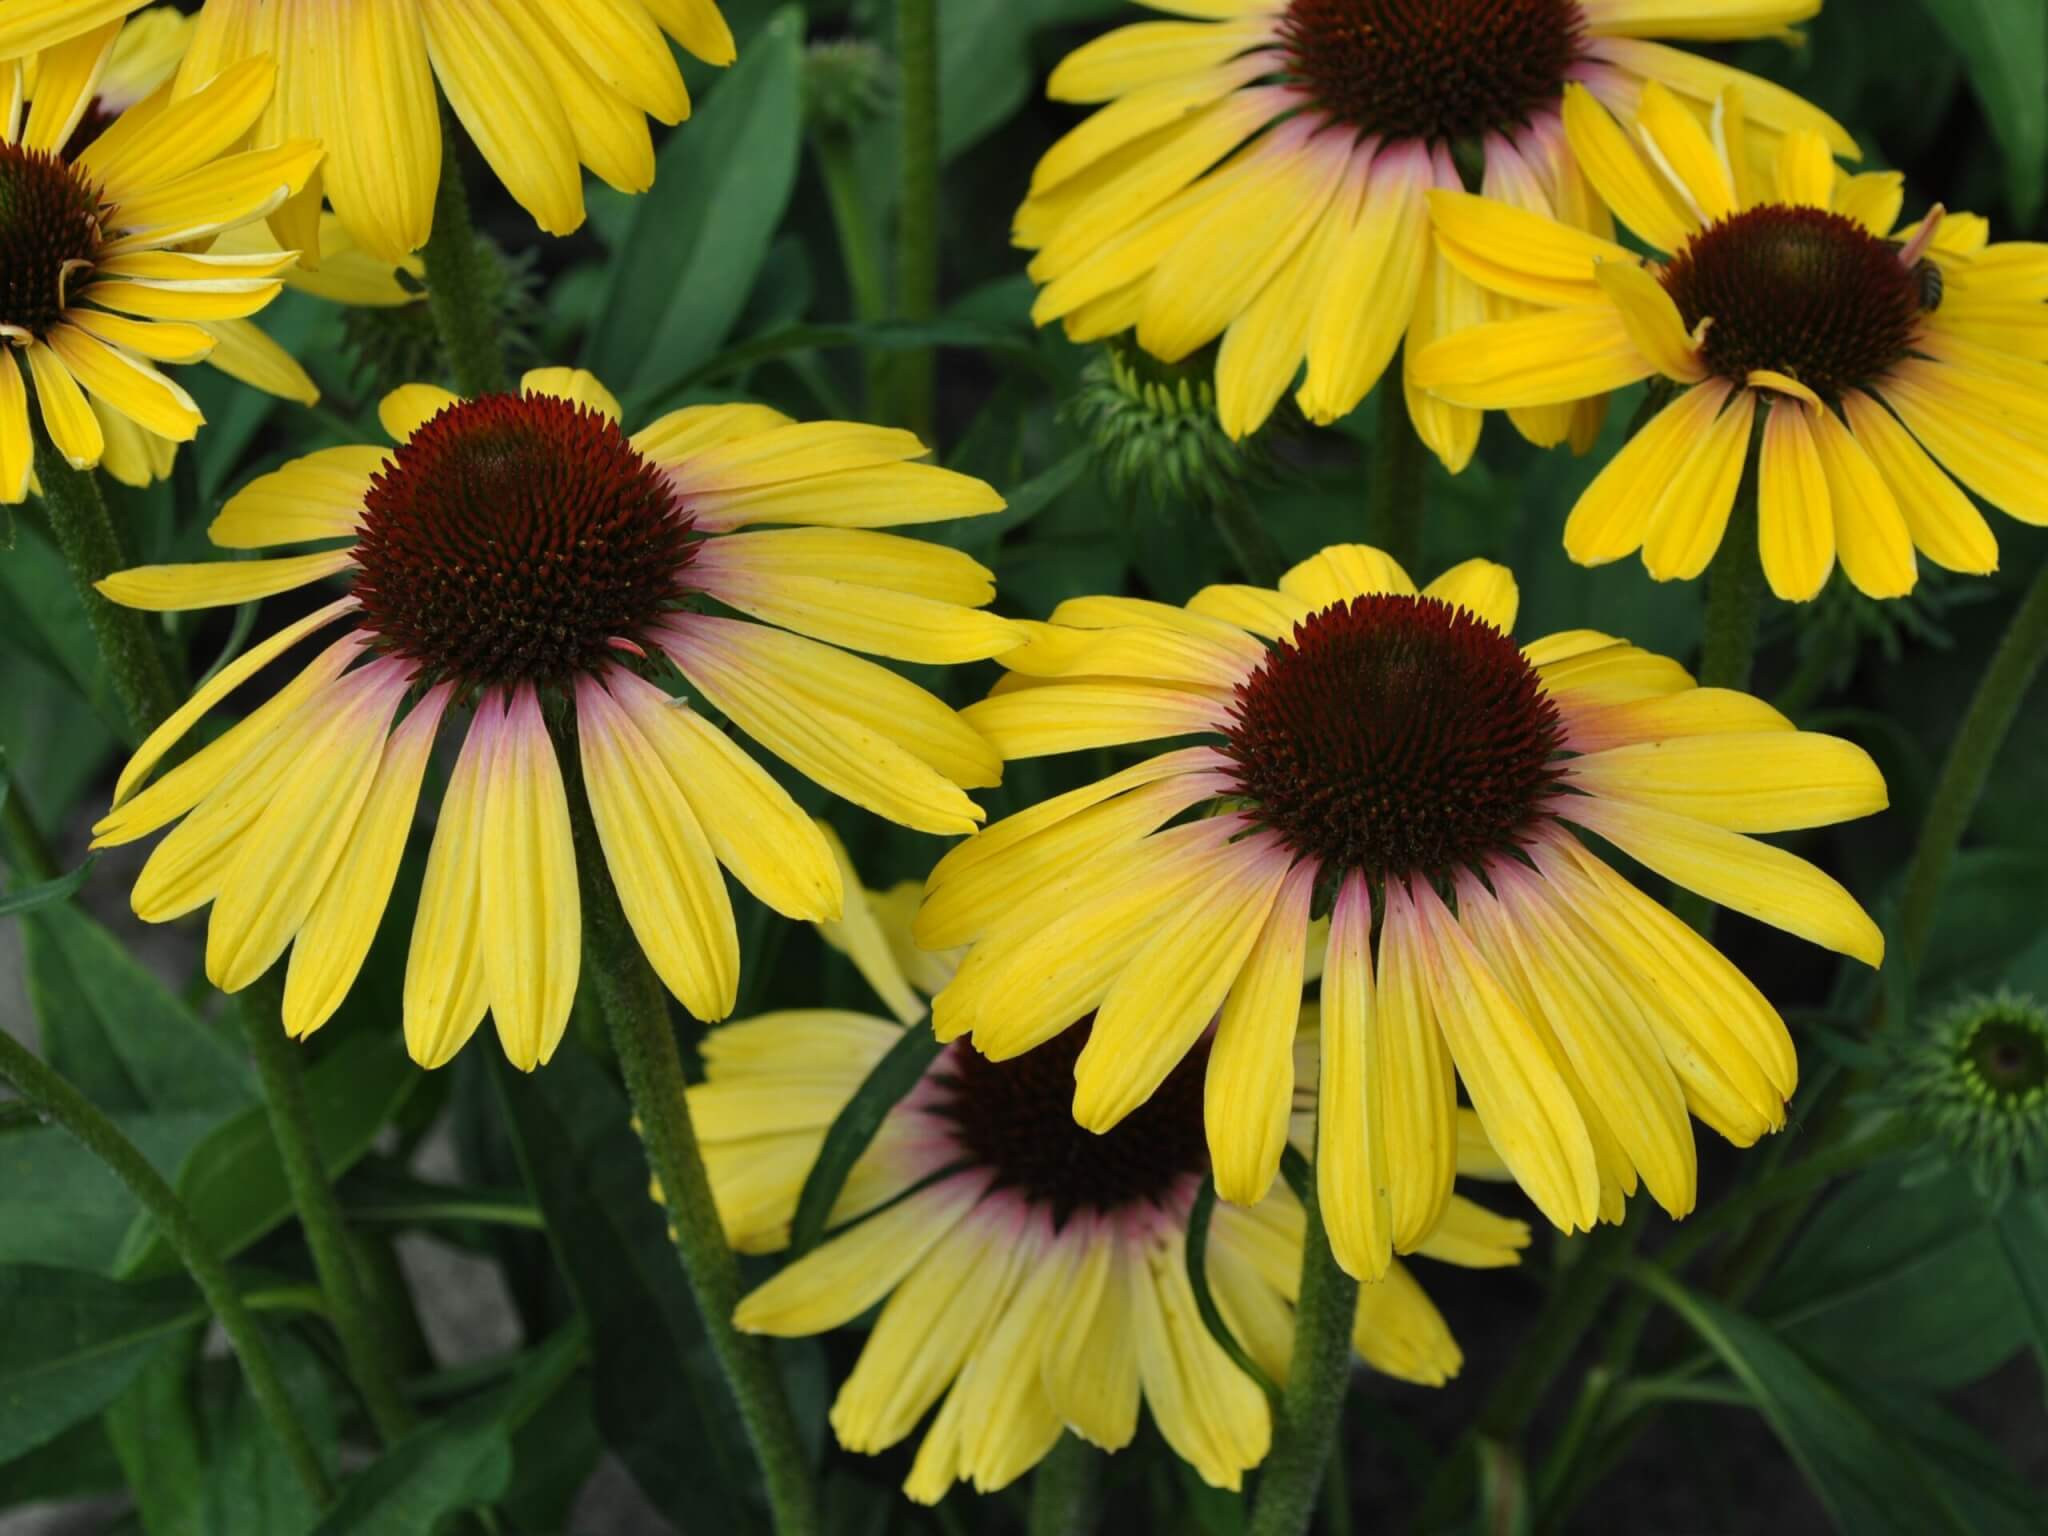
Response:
[33,431,182,744]
[562,755,821,1536]
[893,0,939,442]
[237,975,417,1444]
[422,118,511,399]
[1247,1183,1357,1536]
[1367,382,1426,574]
[0,1030,331,1502]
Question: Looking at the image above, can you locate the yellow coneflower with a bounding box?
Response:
[692,866,1527,1502]
[143,0,739,262]
[0,18,319,501]
[1416,82,2045,599]
[921,543,1889,1281]
[90,368,1015,1072]
[1017,0,1851,463]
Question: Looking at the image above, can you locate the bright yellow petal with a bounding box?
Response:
[1840,389,1998,575]
[96,550,354,611]
[1206,860,1314,1204]
[1561,82,1694,252]
[1317,875,1392,1281]
[1756,400,1833,601]
[1641,387,1758,582]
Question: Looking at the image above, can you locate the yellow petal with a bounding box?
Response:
[379,382,461,441]
[96,550,354,611]
[1206,860,1314,1204]
[284,687,450,1038]
[24,342,104,468]
[1560,796,1884,965]
[1634,80,1736,223]
[1840,389,1998,575]
[1594,259,1706,383]
[1422,558,1518,632]
[209,445,383,549]
[1561,82,1695,252]
[1810,401,1916,599]
[403,707,494,1068]
[1756,400,1834,601]
[1410,305,1650,409]
[1564,381,1732,566]
[1317,875,1392,1281]
[1641,387,1758,582]
[1374,881,1459,1252]
[480,686,581,1068]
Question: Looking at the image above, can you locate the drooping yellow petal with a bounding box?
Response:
[403,703,495,1069]
[1374,881,1459,1252]
[1809,400,1916,599]
[576,675,734,1025]
[1560,796,1884,965]
[1075,833,1292,1131]
[1410,305,1650,409]
[24,342,104,469]
[1317,875,1392,1281]
[1206,860,1315,1204]
[1564,380,1733,566]
[1840,389,1998,575]
[1756,399,1833,601]
[1633,80,1736,224]
[0,349,32,504]
[1297,141,1432,425]
[284,686,450,1038]
[604,667,841,924]
[1640,387,1758,582]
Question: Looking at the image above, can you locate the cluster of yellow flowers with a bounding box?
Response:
[5,0,2032,1514]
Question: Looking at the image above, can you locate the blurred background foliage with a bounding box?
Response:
[3,0,2048,1532]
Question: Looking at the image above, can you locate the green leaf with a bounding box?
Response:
[1634,1265,1975,1534]
[310,1321,584,1536]
[1762,1165,2026,1388]
[104,1328,207,1536]
[636,318,1032,408]
[24,902,254,1116]
[1913,0,2048,220]
[0,1414,125,1502]
[194,1328,339,1536]
[490,1050,768,1532]
[1865,1387,2048,1536]
[0,1266,204,1463]
[0,853,94,918]
[115,1033,420,1279]
[586,6,806,403]
[0,1114,221,1274]
[790,1019,946,1257]
[1988,1187,2048,1399]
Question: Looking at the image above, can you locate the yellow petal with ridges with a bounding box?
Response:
[1206,860,1314,1204]
[1757,399,1833,601]
[1595,259,1706,383]
[1641,387,1757,582]
[1560,797,1884,965]
[1411,305,1650,409]
[481,686,581,1067]
[1841,389,1998,574]
[1561,83,1695,253]
[285,687,449,1038]
[1809,401,1916,599]
[97,550,353,611]
[1317,875,1392,1281]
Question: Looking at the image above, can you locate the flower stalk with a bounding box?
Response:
[1247,1178,1358,1536]
[893,0,939,442]
[237,974,418,1445]
[422,115,512,399]
[0,1028,332,1504]
[32,431,183,744]
[1894,559,2048,982]
[1368,381,1426,574]
[561,744,822,1536]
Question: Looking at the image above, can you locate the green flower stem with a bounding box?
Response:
[32,431,183,745]
[1247,1182,1358,1536]
[237,974,417,1446]
[812,130,889,413]
[893,0,939,443]
[1695,464,1766,693]
[0,1029,331,1504]
[1367,381,1426,574]
[1214,492,1287,587]
[561,755,821,1536]
[1027,1433,1102,1536]
[422,118,511,399]
[1671,461,1765,934]
[1894,557,2048,983]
